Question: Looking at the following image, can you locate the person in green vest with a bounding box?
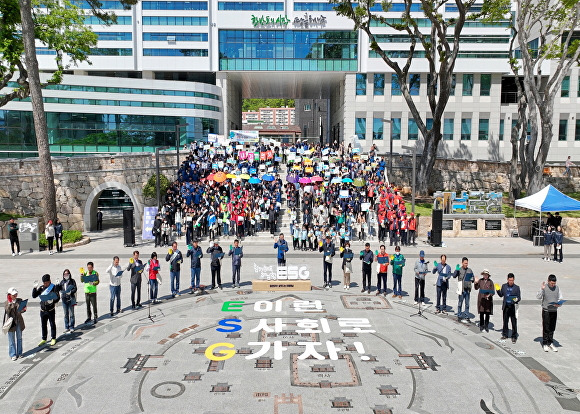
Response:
[390,245,406,299]
[81,262,100,325]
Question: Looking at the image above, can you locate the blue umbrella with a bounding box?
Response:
[331,177,342,184]
[342,177,354,183]
[249,177,261,184]
[262,174,275,182]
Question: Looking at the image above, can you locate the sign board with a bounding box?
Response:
[461,219,478,231]
[442,220,454,231]
[229,130,259,143]
[485,220,502,231]
[142,207,158,240]
[18,218,39,252]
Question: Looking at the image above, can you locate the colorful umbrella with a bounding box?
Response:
[286,175,299,183]
[249,177,261,184]
[226,173,237,179]
[353,178,366,187]
[331,177,342,184]
[214,171,227,183]
[342,177,354,183]
[206,173,215,181]
[262,174,275,182]
[299,177,311,184]
[239,174,251,180]
[310,176,323,182]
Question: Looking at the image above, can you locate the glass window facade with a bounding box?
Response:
[480,74,491,96]
[89,48,132,56]
[356,74,367,95]
[218,2,283,10]
[218,30,357,71]
[143,32,208,41]
[576,119,580,141]
[0,111,219,155]
[408,118,418,140]
[143,16,208,25]
[294,2,337,11]
[444,118,453,140]
[562,76,570,97]
[559,119,568,140]
[355,117,366,140]
[391,118,401,140]
[461,118,471,140]
[15,96,219,111]
[143,49,208,56]
[95,32,132,41]
[478,118,489,140]
[409,74,420,96]
[391,74,401,96]
[72,0,125,9]
[373,118,383,140]
[499,119,504,141]
[142,1,208,10]
[373,74,384,96]
[463,74,473,96]
[85,16,132,25]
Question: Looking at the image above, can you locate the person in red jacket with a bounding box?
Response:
[408,213,417,246]
[375,245,390,296]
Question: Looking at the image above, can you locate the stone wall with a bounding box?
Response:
[0,152,178,232]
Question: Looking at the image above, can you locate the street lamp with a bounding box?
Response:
[155,146,170,210]
[175,122,189,177]
[382,118,393,177]
[401,143,420,214]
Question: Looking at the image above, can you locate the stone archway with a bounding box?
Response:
[84,181,142,231]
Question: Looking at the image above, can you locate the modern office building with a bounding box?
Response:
[1,0,579,161]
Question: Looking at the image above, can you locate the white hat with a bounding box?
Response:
[481,269,490,275]
[7,287,18,295]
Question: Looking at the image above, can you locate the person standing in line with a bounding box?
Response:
[45,220,55,255]
[564,155,574,176]
[126,250,144,308]
[474,269,495,333]
[274,233,289,266]
[408,213,417,246]
[54,218,64,253]
[106,256,123,316]
[32,274,60,346]
[8,218,21,256]
[187,239,203,294]
[413,250,428,305]
[553,225,564,263]
[96,209,103,231]
[58,269,77,333]
[496,273,521,343]
[146,252,161,303]
[453,257,474,322]
[359,243,374,293]
[207,240,224,290]
[537,274,563,352]
[543,226,554,261]
[319,235,335,289]
[4,287,26,361]
[166,241,183,298]
[228,239,243,288]
[432,254,452,314]
[153,214,162,248]
[375,245,390,296]
[81,262,100,325]
[390,246,406,299]
[340,242,354,290]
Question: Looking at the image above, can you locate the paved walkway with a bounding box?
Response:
[0,231,579,413]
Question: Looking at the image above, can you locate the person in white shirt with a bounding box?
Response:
[106,256,123,317]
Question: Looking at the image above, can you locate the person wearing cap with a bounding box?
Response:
[390,246,406,298]
[58,269,77,333]
[432,254,452,314]
[474,269,495,332]
[319,235,336,289]
[359,243,374,293]
[4,287,26,360]
[32,274,60,346]
[207,240,224,290]
[453,257,474,322]
[496,273,521,343]
[408,213,417,246]
[413,250,429,305]
[187,239,204,294]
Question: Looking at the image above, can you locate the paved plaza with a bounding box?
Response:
[1,230,579,414]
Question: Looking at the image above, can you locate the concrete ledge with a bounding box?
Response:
[252,279,311,291]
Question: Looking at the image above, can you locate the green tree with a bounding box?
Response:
[1,0,136,225]
[332,0,494,194]
[143,174,170,199]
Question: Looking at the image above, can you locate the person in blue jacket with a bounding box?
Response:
[274,233,289,266]
[432,254,452,314]
[496,273,521,343]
